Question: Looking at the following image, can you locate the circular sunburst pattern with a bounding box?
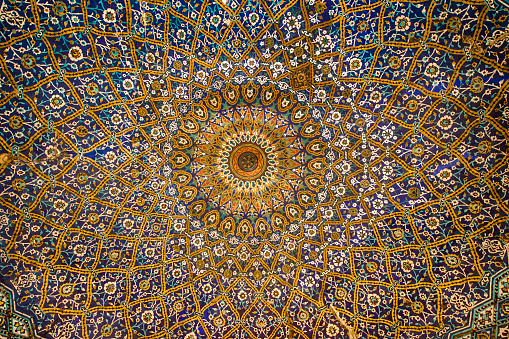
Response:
[1,0,509,339]
[158,76,340,285]
[168,84,333,272]
[235,149,262,174]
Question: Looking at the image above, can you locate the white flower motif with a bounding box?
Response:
[271,62,284,74]
[304,276,315,287]
[68,46,83,61]
[53,199,68,212]
[151,128,160,138]
[341,162,351,173]
[382,129,394,141]
[176,29,187,40]
[219,60,231,71]
[369,91,381,103]
[336,186,346,196]
[210,15,221,27]
[426,216,439,230]
[326,323,340,336]
[109,187,120,196]
[237,290,248,301]
[123,219,134,229]
[350,58,362,71]
[141,310,154,324]
[194,70,208,82]
[316,89,327,100]
[111,113,122,124]
[372,199,384,209]
[339,136,350,147]
[244,57,259,70]
[438,115,453,130]
[238,251,250,261]
[271,288,281,298]
[172,268,182,278]
[248,13,259,25]
[174,222,184,232]
[318,34,332,48]
[395,15,410,31]
[0,215,8,226]
[45,145,61,158]
[102,8,116,23]
[382,165,393,176]
[367,293,381,306]
[191,236,203,247]
[104,281,116,295]
[401,259,414,272]
[160,104,171,116]
[73,244,87,257]
[145,53,155,63]
[438,168,452,181]
[105,151,117,163]
[175,85,186,98]
[50,94,65,109]
[122,79,134,90]
[284,14,301,30]
[426,62,440,78]
[145,247,155,257]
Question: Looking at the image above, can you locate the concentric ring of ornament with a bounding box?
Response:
[230,144,267,181]
[237,151,259,172]
[175,94,328,242]
[159,62,346,281]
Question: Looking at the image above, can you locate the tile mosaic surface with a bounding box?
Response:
[0,0,509,338]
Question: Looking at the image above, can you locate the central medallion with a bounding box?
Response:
[238,152,257,171]
[172,90,328,248]
[230,144,266,180]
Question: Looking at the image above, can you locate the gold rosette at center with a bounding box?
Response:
[229,144,267,180]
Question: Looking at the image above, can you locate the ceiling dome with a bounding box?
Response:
[0,0,509,338]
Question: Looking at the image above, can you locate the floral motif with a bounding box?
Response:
[0,2,507,339]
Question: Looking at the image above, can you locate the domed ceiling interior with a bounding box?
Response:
[1,0,509,338]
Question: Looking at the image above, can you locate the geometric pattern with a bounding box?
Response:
[447,265,509,339]
[0,0,509,338]
[0,282,41,339]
